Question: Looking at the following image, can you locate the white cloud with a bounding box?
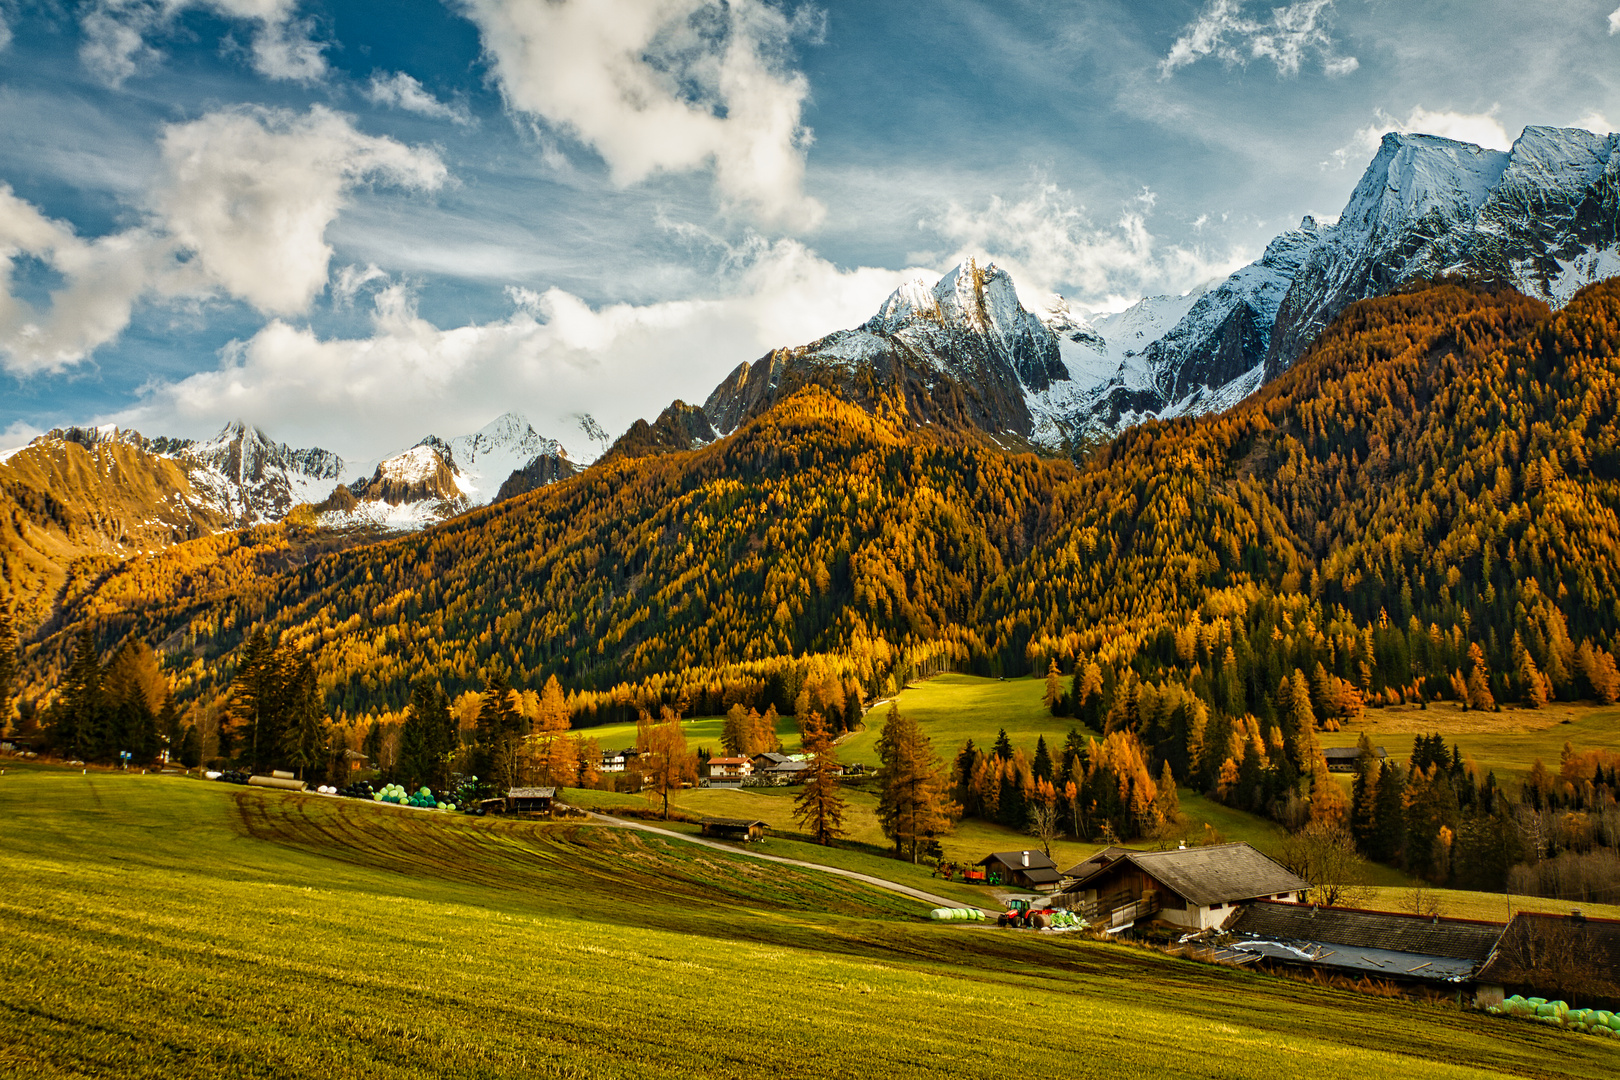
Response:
[0,419,46,462]
[364,72,471,124]
[77,1,327,87]
[0,11,14,54]
[1610,6,1620,34]
[920,182,1251,314]
[1572,110,1614,135]
[151,105,447,315]
[1329,105,1514,168]
[1160,0,1356,79]
[0,107,444,374]
[117,239,926,458]
[0,184,173,375]
[461,0,823,230]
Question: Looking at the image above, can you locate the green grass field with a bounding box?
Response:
[1339,699,1620,781]
[2,766,1613,1080]
[837,673,1075,766]
[577,712,804,756]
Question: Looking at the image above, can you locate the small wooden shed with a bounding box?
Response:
[506,787,557,814]
[700,817,769,842]
[977,850,1062,889]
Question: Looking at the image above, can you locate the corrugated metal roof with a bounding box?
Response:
[1230,902,1504,963]
[506,787,556,798]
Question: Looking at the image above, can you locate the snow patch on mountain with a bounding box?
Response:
[324,411,574,531]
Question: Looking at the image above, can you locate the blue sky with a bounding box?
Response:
[2,0,1618,460]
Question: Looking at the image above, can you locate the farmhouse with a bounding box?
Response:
[700,817,769,842]
[1323,746,1388,772]
[506,787,556,814]
[708,757,752,779]
[1475,911,1620,1009]
[752,751,793,770]
[1221,902,1506,987]
[977,850,1062,890]
[1059,842,1308,931]
[760,759,812,783]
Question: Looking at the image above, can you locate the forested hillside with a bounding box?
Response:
[13,280,1620,747]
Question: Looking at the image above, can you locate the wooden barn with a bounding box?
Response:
[700,817,769,842]
[506,787,557,814]
[977,850,1062,890]
[1221,902,1506,988]
[1475,911,1620,1009]
[1059,842,1308,931]
[1323,746,1387,772]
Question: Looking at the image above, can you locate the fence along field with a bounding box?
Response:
[1,767,1614,1080]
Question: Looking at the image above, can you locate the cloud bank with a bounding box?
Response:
[0,106,444,374]
[118,239,927,457]
[460,0,824,230]
[1161,0,1357,79]
[78,1,328,86]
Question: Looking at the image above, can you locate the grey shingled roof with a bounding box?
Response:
[1119,843,1308,907]
[506,787,556,798]
[978,850,1059,871]
[1230,902,1505,963]
[701,817,767,828]
[1060,846,1133,879]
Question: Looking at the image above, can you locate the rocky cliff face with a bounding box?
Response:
[1047,125,1620,440]
[180,421,347,523]
[702,258,1068,441]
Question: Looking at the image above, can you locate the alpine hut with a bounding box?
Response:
[1058,842,1308,931]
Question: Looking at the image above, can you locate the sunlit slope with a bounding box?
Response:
[1,770,1612,1079]
[27,280,1620,732]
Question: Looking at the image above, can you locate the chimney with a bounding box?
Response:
[1021,851,1029,867]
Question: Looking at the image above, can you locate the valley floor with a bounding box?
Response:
[1,767,1612,1080]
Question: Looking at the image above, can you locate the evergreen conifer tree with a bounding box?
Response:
[876,704,958,862]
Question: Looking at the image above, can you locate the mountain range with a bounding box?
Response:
[3,124,1619,641]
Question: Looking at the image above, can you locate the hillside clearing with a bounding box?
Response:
[2,769,1610,1079]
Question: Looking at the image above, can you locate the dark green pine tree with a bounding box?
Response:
[228,628,273,769]
[1032,736,1053,783]
[282,659,327,781]
[953,739,982,818]
[55,629,106,762]
[110,684,159,764]
[1369,759,1408,865]
[158,697,183,762]
[998,762,1026,829]
[1060,727,1089,787]
[400,680,450,790]
[992,728,1013,762]
[474,665,524,793]
[1349,732,1380,854]
[177,724,202,769]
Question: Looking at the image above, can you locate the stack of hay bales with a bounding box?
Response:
[928,908,987,922]
[1491,996,1620,1038]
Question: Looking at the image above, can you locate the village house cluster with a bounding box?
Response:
[978,840,1620,1008]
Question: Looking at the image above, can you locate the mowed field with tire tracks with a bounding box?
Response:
[0,767,1612,1080]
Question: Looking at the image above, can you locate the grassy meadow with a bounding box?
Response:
[578,711,804,756]
[1337,699,1620,781]
[3,765,1614,1080]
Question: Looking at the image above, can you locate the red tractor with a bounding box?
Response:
[999,898,1054,929]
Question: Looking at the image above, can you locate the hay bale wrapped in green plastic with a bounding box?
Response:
[1608,1013,1620,1031]
[930,908,951,921]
